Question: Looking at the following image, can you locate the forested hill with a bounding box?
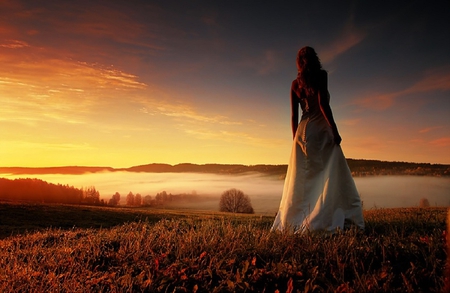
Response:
[345,159,449,177]
[125,160,450,177]
[0,160,448,177]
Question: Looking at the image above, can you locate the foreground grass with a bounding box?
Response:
[0,206,448,292]
[0,202,233,239]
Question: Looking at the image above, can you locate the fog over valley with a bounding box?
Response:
[2,172,449,213]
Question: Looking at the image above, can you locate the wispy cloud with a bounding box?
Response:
[0,42,149,127]
[1,47,147,93]
[429,137,450,147]
[1,140,94,151]
[346,136,387,154]
[237,49,281,76]
[137,95,281,148]
[140,100,241,126]
[340,118,361,126]
[184,128,284,148]
[319,21,366,64]
[355,67,450,110]
[97,67,147,89]
[257,50,280,75]
[419,126,443,133]
[320,32,365,64]
[0,1,166,62]
[0,39,30,48]
[407,69,450,93]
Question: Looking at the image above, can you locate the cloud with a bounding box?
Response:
[0,42,150,128]
[0,1,166,62]
[1,140,94,151]
[340,118,361,126]
[0,47,147,94]
[408,69,450,93]
[140,100,241,126]
[98,68,147,89]
[184,128,284,148]
[355,67,450,110]
[319,25,366,64]
[419,126,442,134]
[346,136,386,152]
[0,39,30,48]
[257,50,280,75]
[137,95,282,148]
[429,137,450,147]
[236,49,281,76]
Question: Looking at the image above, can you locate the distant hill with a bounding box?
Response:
[345,159,449,177]
[0,160,448,177]
[124,163,286,176]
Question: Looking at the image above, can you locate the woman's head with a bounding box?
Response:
[296,46,322,72]
[296,46,323,95]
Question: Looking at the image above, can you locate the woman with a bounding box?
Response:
[271,46,364,233]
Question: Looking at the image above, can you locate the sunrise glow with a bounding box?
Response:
[1,1,449,167]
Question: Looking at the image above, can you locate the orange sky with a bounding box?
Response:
[1,1,449,167]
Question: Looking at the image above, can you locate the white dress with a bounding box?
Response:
[271,75,364,233]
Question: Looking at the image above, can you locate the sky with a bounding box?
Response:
[1,0,449,168]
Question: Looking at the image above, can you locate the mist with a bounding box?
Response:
[2,172,449,214]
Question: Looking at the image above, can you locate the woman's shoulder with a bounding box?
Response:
[291,78,299,89]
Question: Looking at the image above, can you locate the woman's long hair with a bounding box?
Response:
[296,46,323,96]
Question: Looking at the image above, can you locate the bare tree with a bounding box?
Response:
[219,188,254,214]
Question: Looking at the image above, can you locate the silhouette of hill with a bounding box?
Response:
[345,159,449,177]
[0,160,448,177]
[124,163,286,176]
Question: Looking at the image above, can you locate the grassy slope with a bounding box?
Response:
[0,202,448,292]
[0,202,261,239]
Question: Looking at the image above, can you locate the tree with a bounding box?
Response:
[126,192,135,206]
[419,198,430,208]
[108,192,121,206]
[219,188,254,214]
[142,195,153,206]
[155,191,170,204]
[82,187,100,205]
[135,193,142,206]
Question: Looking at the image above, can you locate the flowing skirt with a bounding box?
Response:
[271,115,364,233]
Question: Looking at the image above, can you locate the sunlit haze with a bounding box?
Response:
[1,1,449,167]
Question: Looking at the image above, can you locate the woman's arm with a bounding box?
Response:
[318,71,342,145]
[290,86,299,139]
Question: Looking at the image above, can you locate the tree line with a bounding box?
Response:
[0,177,194,208]
[0,178,255,214]
[110,190,198,207]
[115,189,255,214]
[0,178,103,205]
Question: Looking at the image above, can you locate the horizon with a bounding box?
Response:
[1,1,449,167]
[1,156,450,169]
[1,171,449,210]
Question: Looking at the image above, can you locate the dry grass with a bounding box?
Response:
[0,206,447,292]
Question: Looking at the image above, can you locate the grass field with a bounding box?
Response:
[0,202,448,292]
